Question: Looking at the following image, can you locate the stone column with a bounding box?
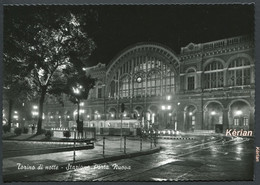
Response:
[178,110,185,131]
[223,68,227,87]
[222,108,229,133]
[179,75,185,92]
[196,72,202,90]
[195,110,203,130]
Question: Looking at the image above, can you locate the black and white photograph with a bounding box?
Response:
[2,4,255,182]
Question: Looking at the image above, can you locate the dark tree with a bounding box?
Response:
[3,53,35,131]
[50,73,96,124]
[4,6,97,134]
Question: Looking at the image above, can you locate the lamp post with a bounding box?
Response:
[58,115,62,127]
[72,84,83,163]
[32,106,39,123]
[161,95,172,129]
[176,102,180,131]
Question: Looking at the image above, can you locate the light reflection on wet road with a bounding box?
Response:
[25,136,254,181]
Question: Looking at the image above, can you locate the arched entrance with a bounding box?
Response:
[228,100,251,130]
[184,105,196,132]
[204,102,223,130]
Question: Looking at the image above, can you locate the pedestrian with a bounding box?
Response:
[32,124,35,134]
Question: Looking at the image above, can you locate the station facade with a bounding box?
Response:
[44,35,255,133]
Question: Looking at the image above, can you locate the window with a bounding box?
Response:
[204,61,224,89]
[228,57,251,86]
[96,83,103,99]
[110,80,115,98]
[111,55,175,98]
[147,71,161,96]
[164,71,175,94]
[191,116,195,125]
[233,118,239,126]
[243,117,249,126]
[120,76,130,98]
[187,76,195,90]
[134,74,145,96]
[98,88,102,98]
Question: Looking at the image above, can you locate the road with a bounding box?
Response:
[24,136,254,181]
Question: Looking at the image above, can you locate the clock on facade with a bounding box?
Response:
[136,76,142,83]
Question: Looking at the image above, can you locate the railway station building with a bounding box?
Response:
[43,35,255,134]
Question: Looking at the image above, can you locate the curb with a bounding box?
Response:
[157,137,195,140]
[2,139,94,143]
[3,147,161,182]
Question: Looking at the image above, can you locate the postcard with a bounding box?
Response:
[1,3,257,183]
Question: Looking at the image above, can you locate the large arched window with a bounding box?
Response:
[120,76,130,98]
[109,54,177,98]
[204,61,224,89]
[227,57,251,86]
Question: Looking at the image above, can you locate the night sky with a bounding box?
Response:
[5,5,254,67]
[85,5,254,66]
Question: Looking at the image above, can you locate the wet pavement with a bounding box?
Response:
[22,136,254,181]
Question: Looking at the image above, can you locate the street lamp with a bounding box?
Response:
[72,83,83,127]
[235,110,242,116]
[58,115,62,127]
[31,106,39,124]
[72,83,84,163]
[174,102,180,131]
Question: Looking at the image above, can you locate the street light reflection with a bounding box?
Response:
[236,146,243,154]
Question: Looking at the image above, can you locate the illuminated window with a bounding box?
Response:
[204,61,224,89]
[120,76,130,98]
[134,74,145,96]
[164,71,175,94]
[111,55,175,98]
[243,117,249,126]
[147,71,161,96]
[191,116,195,125]
[233,118,239,126]
[228,57,251,86]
